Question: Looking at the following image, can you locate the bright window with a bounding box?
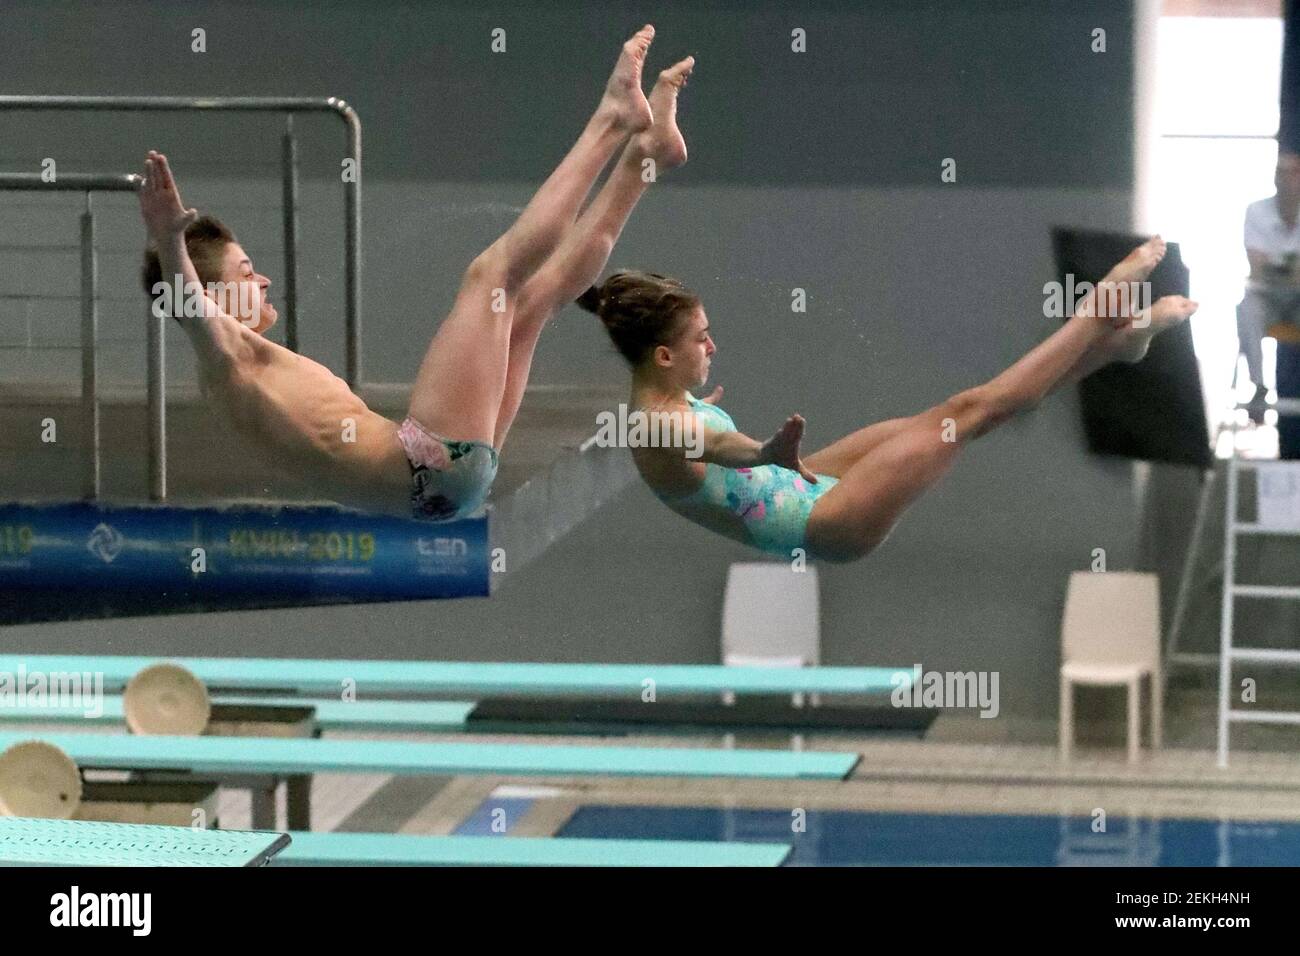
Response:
[1149,13,1282,446]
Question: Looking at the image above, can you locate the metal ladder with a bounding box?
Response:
[1218,398,1300,767]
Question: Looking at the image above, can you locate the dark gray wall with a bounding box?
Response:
[1,0,1134,186]
[0,1,1141,718]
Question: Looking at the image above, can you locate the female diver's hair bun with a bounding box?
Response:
[584,270,702,366]
[575,284,604,315]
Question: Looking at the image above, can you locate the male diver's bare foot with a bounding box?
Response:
[598,25,656,133]
[632,56,693,169]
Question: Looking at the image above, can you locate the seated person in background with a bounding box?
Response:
[1238,151,1300,421]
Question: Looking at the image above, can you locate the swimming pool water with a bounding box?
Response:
[557,806,1300,866]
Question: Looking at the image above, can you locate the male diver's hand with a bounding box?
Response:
[760,414,818,484]
[139,150,199,239]
[699,385,724,405]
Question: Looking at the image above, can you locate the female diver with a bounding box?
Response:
[579,238,1197,561]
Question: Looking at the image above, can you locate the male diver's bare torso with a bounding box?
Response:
[189,316,413,515]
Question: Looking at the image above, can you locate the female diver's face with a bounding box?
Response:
[671,306,715,388]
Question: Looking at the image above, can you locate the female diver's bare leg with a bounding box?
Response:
[805,260,1196,562]
[805,238,1178,478]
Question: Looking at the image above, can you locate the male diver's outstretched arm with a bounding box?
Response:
[138,150,252,368]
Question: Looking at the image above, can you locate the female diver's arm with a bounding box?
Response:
[698,427,765,467]
[697,414,818,484]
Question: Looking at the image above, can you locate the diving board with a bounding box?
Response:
[275,831,790,867]
[0,817,288,867]
[0,697,475,732]
[0,655,910,697]
[0,732,859,780]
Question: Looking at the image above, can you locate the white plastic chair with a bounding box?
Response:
[721,563,821,748]
[1059,571,1162,763]
[721,563,821,684]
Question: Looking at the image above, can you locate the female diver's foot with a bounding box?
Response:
[1102,294,1199,365]
[598,25,656,133]
[1076,236,1167,326]
[1072,236,1174,372]
[632,56,694,169]
[1107,235,1167,285]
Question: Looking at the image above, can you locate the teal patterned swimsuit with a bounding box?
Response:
[654,395,839,557]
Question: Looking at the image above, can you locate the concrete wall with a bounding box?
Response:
[0,0,1144,718]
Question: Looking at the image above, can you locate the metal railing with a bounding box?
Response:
[0,95,364,387]
[0,96,364,503]
[0,172,142,500]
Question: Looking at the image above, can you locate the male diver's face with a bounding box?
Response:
[215,243,277,334]
[1276,154,1300,209]
[671,306,715,388]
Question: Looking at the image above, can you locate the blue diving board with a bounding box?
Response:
[0,697,475,732]
[0,732,859,780]
[0,817,288,867]
[0,655,910,697]
[275,831,790,867]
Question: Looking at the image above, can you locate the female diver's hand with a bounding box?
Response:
[760,414,818,484]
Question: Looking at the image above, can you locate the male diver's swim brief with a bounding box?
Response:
[396,417,498,521]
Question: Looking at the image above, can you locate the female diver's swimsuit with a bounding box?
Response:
[653,394,839,557]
